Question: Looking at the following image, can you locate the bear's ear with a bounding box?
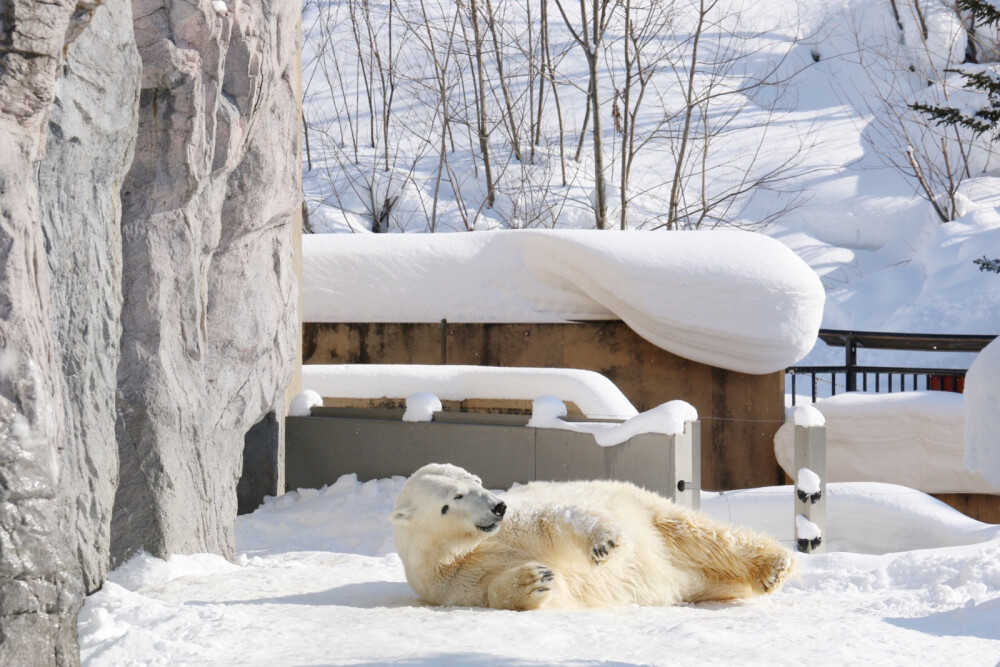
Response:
[389,503,415,525]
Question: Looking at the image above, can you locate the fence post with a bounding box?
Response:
[671,420,701,511]
[794,423,826,553]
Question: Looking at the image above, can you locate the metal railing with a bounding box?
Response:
[786,329,995,405]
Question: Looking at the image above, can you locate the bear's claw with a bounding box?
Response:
[527,565,555,600]
[591,540,618,564]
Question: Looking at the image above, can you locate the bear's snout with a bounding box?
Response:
[492,501,507,518]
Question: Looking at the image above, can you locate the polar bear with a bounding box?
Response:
[390,463,794,610]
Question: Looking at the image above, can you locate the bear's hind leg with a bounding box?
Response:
[654,514,794,602]
[486,562,556,610]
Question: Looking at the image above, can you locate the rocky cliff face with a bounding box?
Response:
[0,0,300,662]
[1,3,103,662]
[112,0,300,564]
[38,0,142,596]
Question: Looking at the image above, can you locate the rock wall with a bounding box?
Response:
[1,3,100,663]
[111,0,300,564]
[1,0,300,661]
[38,0,142,596]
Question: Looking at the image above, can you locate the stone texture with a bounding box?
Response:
[1,0,299,659]
[112,0,300,564]
[38,0,141,596]
[0,1,96,663]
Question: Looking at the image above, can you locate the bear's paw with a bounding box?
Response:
[591,538,618,564]
[761,553,793,594]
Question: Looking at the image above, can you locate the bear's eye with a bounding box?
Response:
[454,494,464,500]
[441,505,449,515]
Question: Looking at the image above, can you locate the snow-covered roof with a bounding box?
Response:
[303,230,825,374]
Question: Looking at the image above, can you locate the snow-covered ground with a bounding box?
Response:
[79,475,1000,665]
[75,0,1000,662]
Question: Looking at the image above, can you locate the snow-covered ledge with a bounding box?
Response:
[302,230,824,374]
[301,364,639,420]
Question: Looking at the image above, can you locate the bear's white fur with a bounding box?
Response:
[390,463,794,610]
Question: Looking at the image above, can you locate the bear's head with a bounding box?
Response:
[390,463,507,558]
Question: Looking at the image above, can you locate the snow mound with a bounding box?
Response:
[303,230,824,374]
[775,392,999,494]
[288,389,323,417]
[965,338,1000,487]
[401,392,442,422]
[702,482,1000,555]
[301,364,638,419]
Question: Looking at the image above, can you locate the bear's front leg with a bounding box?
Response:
[528,505,626,566]
[486,562,556,610]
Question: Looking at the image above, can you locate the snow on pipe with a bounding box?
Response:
[398,392,699,449]
[528,396,698,448]
[301,364,638,420]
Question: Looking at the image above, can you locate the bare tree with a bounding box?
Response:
[555,0,617,229]
[845,0,993,223]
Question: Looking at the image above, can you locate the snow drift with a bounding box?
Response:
[303,230,825,374]
[964,338,1000,487]
[775,392,999,494]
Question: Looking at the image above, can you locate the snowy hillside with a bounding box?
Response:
[300,0,1000,342]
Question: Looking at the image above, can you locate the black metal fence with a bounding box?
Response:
[786,329,995,406]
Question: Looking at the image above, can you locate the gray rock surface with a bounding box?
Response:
[1,0,299,660]
[112,0,300,564]
[38,0,142,596]
[0,2,96,663]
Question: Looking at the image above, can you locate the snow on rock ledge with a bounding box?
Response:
[301,364,638,420]
[303,230,824,374]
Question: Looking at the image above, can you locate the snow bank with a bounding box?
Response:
[774,392,998,494]
[965,338,1000,487]
[702,482,1000,554]
[301,364,638,419]
[303,230,824,374]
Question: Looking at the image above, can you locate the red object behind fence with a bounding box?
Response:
[928,375,965,393]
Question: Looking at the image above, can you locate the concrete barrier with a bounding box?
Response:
[286,407,701,508]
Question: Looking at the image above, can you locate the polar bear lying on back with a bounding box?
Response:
[390,463,794,610]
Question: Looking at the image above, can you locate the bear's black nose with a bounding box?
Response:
[492,501,507,518]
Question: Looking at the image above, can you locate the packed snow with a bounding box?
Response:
[78,474,1000,665]
[302,363,639,419]
[775,391,999,494]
